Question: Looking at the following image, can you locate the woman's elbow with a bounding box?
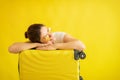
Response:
[8,46,15,53]
[81,43,86,50]
[8,45,20,53]
[75,40,86,51]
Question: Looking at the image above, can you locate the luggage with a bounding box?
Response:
[19,50,86,80]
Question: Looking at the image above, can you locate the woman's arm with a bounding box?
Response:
[8,42,39,53]
[8,42,50,53]
[54,40,85,51]
[54,34,85,51]
[36,34,86,51]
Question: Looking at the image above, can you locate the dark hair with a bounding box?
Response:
[25,24,44,43]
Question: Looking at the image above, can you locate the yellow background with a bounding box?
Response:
[0,0,120,80]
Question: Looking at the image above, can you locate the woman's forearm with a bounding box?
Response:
[54,40,86,51]
[8,42,39,53]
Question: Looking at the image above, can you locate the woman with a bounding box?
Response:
[8,24,86,53]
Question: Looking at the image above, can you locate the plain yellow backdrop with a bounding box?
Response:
[0,0,120,80]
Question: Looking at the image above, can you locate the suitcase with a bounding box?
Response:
[19,50,86,80]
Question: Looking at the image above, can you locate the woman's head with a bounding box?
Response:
[25,23,53,43]
[25,24,44,43]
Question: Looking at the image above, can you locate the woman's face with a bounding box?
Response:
[40,26,54,43]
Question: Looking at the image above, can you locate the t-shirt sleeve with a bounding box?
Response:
[52,32,66,43]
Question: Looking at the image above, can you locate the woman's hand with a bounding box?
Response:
[36,41,53,47]
[36,44,57,50]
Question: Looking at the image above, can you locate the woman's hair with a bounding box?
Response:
[25,24,44,43]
